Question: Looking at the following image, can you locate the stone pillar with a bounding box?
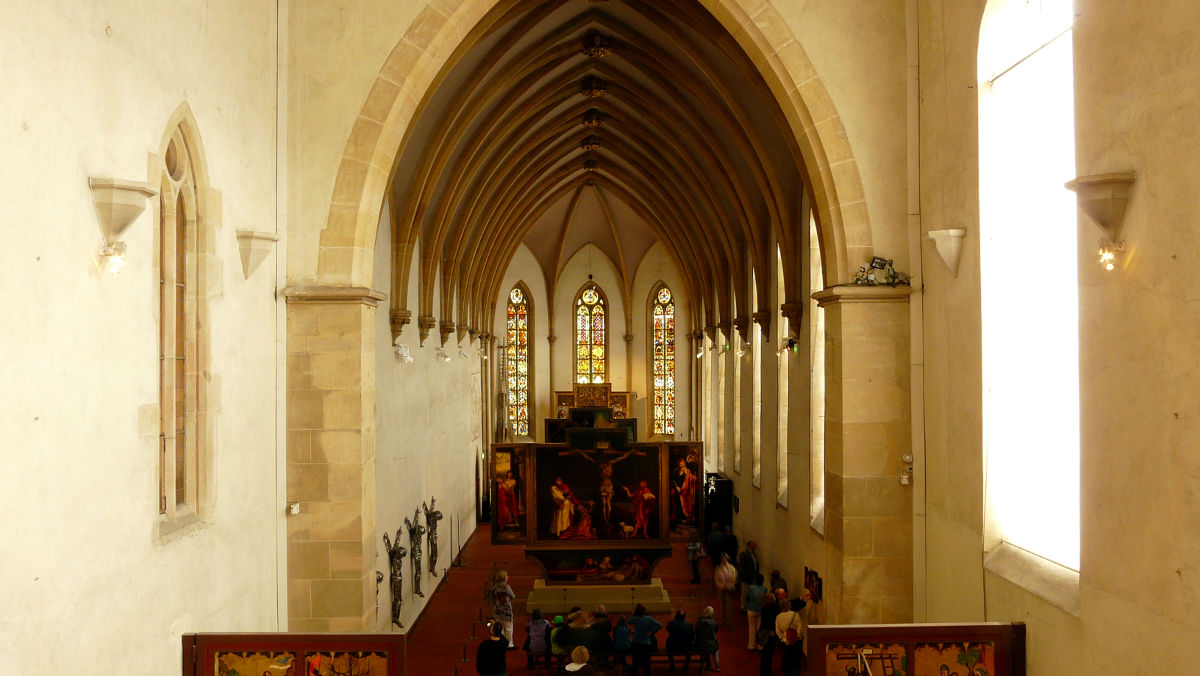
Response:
[815,285,913,624]
[285,286,384,632]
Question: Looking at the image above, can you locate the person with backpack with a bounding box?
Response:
[775,597,808,676]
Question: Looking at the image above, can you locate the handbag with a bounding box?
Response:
[782,611,801,645]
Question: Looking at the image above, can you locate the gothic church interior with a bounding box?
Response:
[2,0,1198,673]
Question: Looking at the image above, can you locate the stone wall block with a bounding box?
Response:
[288,430,312,464]
[287,389,325,430]
[288,579,312,620]
[311,579,364,618]
[328,540,365,580]
[324,390,364,430]
[328,464,364,501]
[843,556,911,597]
[306,502,364,542]
[287,541,331,580]
[287,463,331,502]
[844,517,874,556]
[312,430,363,464]
[289,619,330,633]
[872,517,913,558]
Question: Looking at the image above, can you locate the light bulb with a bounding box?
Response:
[98,242,126,274]
[1098,240,1124,272]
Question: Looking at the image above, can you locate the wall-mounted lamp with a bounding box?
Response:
[1066,171,1136,272]
[777,337,799,355]
[98,242,127,273]
[88,177,157,274]
[394,344,414,363]
[436,347,452,363]
[926,229,967,277]
[1098,241,1124,272]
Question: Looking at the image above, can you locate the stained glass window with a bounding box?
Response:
[651,285,676,435]
[575,283,607,384]
[506,286,530,437]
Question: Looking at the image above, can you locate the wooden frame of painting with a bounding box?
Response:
[806,622,1026,676]
[491,443,531,544]
[530,440,667,544]
[182,633,406,676]
[666,442,704,540]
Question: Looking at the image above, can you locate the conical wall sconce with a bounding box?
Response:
[1065,172,1136,241]
[89,178,157,272]
[235,230,280,279]
[926,228,967,277]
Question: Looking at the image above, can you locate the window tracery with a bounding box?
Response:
[650,285,676,435]
[575,283,607,384]
[506,286,531,437]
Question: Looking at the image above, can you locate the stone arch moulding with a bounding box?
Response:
[312,0,871,292]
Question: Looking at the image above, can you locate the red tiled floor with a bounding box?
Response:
[403,524,777,675]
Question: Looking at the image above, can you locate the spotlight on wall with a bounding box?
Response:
[394,344,414,363]
[737,344,748,358]
[98,242,127,274]
[1098,240,1124,272]
[436,347,452,362]
[777,337,798,355]
[696,346,705,359]
[458,347,468,358]
[480,349,489,361]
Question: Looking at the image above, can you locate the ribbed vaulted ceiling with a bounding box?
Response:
[387,0,811,344]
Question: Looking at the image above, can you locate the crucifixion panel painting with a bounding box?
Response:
[533,440,664,543]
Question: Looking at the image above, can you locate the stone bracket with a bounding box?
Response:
[235,230,280,279]
[812,285,912,308]
[88,177,158,245]
[1065,171,1136,242]
[284,286,386,306]
[390,310,412,342]
[417,315,436,346]
[926,229,966,277]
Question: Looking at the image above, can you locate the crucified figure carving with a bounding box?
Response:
[404,509,426,597]
[381,529,407,628]
[422,498,443,577]
[559,447,643,526]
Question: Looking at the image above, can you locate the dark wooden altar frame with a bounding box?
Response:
[183,633,406,676]
[806,622,1025,676]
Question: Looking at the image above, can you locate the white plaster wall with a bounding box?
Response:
[492,245,550,441]
[373,200,480,630]
[630,243,692,439]
[0,1,281,672]
[553,244,627,392]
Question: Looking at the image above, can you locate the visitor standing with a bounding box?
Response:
[713,553,738,627]
[612,616,632,668]
[768,569,788,595]
[737,540,760,610]
[758,591,780,675]
[775,597,808,676]
[706,522,724,569]
[490,570,516,647]
[687,539,703,583]
[627,603,663,676]
[743,572,766,649]
[476,621,508,676]
[524,609,552,668]
[665,610,695,672]
[694,605,721,672]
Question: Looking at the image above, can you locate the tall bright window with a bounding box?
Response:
[158,120,209,526]
[650,285,676,435]
[809,217,826,532]
[776,246,790,507]
[979,0,1078,570]
[575,283,607,384]
[506,285,531,437]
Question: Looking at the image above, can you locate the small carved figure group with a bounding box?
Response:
[379,496,443,628]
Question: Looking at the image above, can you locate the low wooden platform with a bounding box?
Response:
[522,577,672,614]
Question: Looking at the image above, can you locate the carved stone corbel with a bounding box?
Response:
[417,315,436,347]
[439,320,456,347]
[391,310,412,342]
[716,321,732,344]
[751,311,772,338]
[704,325,718,346]
[732,318,750,344]
[780,302,805,338]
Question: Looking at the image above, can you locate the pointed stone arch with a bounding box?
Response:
[313,0,871,292]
